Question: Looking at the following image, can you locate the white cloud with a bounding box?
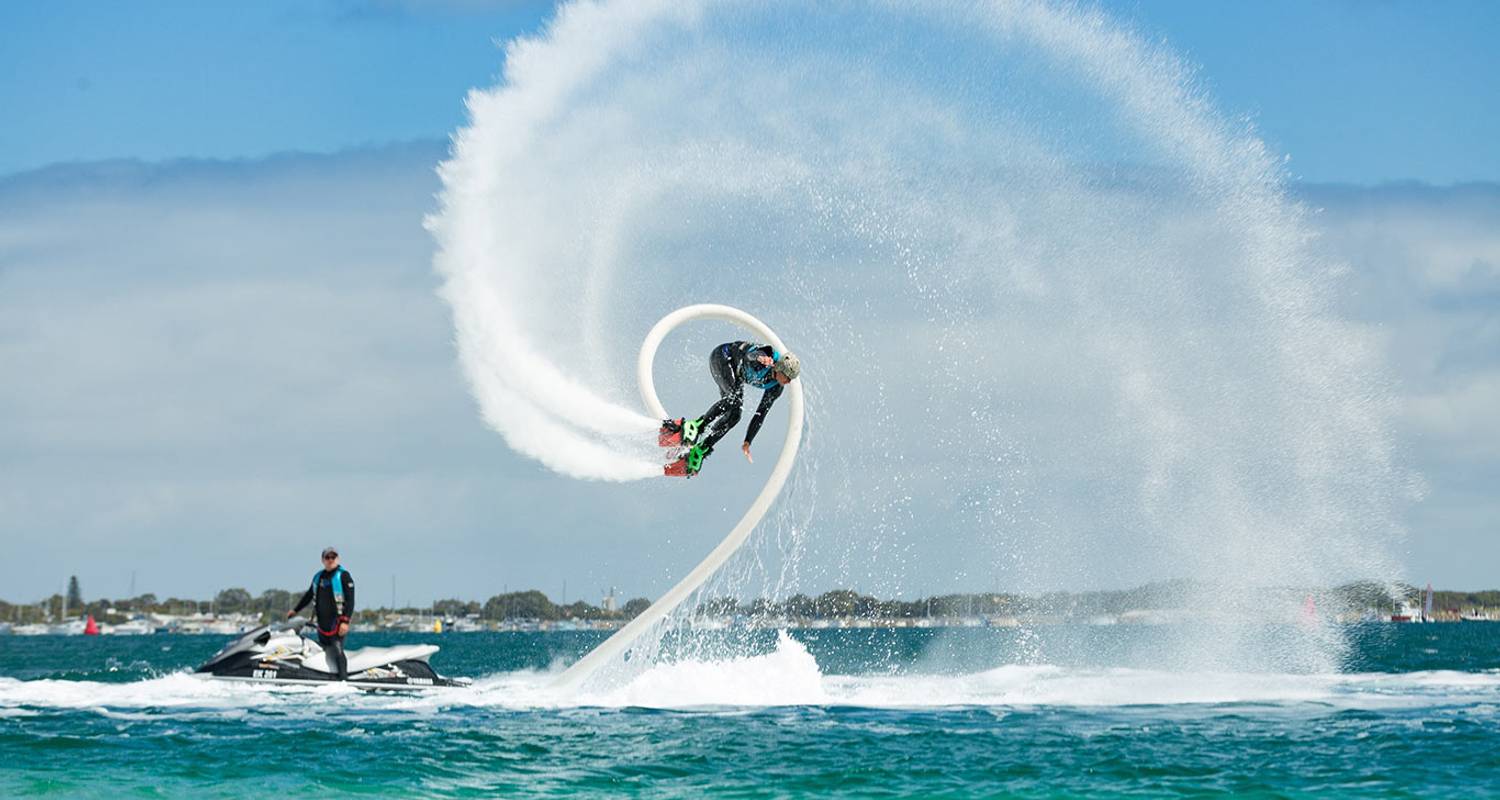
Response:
[1297,182,1500,584]
[2,147,1498,601]
[1406,373,1500,459]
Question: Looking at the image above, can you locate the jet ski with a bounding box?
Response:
[194,617,470,689]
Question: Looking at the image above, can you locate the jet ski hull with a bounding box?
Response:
[197,652,469,689]
[193,617,470,689]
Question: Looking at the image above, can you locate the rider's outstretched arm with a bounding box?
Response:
[288,586,313,618]
[744,383,784,446]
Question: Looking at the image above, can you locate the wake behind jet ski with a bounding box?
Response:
[194,617,470,689]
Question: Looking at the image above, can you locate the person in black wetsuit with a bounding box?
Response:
[287,547,355,680]
[695,341,802,465]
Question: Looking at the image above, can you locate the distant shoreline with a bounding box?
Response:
[4,580,1495,634]
[4,614,1496,637]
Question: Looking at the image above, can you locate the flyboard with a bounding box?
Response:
[552,304,804,692]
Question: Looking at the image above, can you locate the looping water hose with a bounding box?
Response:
[553,304,805,691]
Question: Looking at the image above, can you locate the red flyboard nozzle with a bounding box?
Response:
[659,418,685,447]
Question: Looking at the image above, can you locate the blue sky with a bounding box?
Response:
[2,1,1497,604]
[2,0,1497,183]
[0,1,551,174]
[1105,0,1500,185]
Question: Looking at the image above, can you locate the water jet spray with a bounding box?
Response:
[554,303,804,691]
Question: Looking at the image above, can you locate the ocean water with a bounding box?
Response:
[4,625,1499,797]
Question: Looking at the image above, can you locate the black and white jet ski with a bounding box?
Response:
[194,617,470,689]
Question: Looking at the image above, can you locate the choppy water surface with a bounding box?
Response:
[4,625,1499,797]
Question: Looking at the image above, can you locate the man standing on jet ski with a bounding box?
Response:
[287,547,355,680]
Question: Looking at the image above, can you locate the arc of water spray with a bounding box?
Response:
[554,304,805,691]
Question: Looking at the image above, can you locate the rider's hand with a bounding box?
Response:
[285,610,295,619]
[757,354,774,366]
[742,442,753,463]
[338,621,350,636]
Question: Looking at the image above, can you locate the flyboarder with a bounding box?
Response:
[662,341,801,477]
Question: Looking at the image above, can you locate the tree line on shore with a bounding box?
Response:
[4,578,1497,626]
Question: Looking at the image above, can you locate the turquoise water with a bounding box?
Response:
[4,625,1500,797]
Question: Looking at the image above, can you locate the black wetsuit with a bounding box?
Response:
[699,341,785,452]
[292,568,355,680]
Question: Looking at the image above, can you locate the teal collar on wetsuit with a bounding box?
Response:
[742,348,781,388]
[311,566,346,614]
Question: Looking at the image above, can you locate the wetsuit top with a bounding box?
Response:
[719,341,785,446]
[292,567,355,635]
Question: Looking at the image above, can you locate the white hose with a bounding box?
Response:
[553,304,805,691]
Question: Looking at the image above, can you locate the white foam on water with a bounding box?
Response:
[5,638,1498,716]
[542,635,1500,711]
[0,673,363,713]
[834,667,1341,708]
[574,630,828,707]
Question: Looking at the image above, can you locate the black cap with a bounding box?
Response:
[321,547,338,558]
